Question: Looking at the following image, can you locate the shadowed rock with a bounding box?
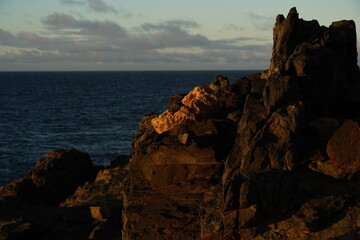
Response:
[310,120,360,179]
[1,7,359,240]
[0,149,97,206]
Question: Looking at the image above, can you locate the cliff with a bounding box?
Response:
[0,8,359,240]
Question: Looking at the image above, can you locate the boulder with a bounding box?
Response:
[328,120,359,179]
[151,85,220,134]
[182,86,220,118]
[151,107,196,134]
[0,149,97,205]
[61,166,126,207]
[309,120,360,179]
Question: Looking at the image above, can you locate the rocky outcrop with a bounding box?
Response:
[151,85,221,134]
[123,7,360,240]
[0,149,97,206]
[0,151,128,240]
[0,149,99,239]
[121,74,251,239]
[0,7,359,240]
[61,155,129,207]
[220,8,360,239]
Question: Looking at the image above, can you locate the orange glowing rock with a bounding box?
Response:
[151,86,220,134]
[151,107,195,134]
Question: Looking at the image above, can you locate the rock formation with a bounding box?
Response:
[0,149,97,206]
[0,7,359,240]
[122,7,360,240]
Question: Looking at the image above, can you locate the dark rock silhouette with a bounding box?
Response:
[0,7,359,240]
[0,149,97,206]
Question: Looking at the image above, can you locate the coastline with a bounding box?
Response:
[0,8,359,240]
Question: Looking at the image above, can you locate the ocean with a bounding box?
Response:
[0,70,259,186]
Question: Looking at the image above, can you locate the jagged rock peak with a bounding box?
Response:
[266,6,359,119]
[269,7,357,77]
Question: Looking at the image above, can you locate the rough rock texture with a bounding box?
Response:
[326,120,360,178]
[151,85,220,134]
[0,151,127,240]
[1,7,359,240]
[122,74,248,239]
[310,120,360,179]
[123,7,360,240]
[267,7,359,119]
[0,149,97,206]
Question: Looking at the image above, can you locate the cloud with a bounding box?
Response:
[0,29,49,48]
[222,24,245,31]
[18,32,48,44]
[0,13,272,70]
[0,28,77,52]
[120,19,207,50]
[141,19,199,32]
[1,11,10,16]
[122,30,209,50]
[212,37,270,48]
[59,0,85,5]
[43,13,127,38]
[0,35,271,70]
[44,13,78,28]
[0,29,17,45]
[1,45,271,70]
[59,0,132,17]
[249,13,274,31]
[80,20,126,38]
[87,0,117,14]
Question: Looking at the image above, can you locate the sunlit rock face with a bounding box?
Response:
[151,85,220,134]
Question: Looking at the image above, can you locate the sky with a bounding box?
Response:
[0,0,359,71]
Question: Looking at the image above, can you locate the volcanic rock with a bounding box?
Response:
[310,117,339,137]
[151,107,196,134]
[0,149,97,206]
[0,150,126,240]
[310,120,360,179]
[181,86,220,117]
[123,7,360,240]
[1,7,360,240]
[267,7,359,119]
[327,120,360,178]
[168,93,187,113]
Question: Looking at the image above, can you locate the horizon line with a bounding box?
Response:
[0,69,265,73]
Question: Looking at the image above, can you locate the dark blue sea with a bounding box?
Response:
[0,70,259,186]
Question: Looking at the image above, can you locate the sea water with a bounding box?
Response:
[0,70,259,185]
